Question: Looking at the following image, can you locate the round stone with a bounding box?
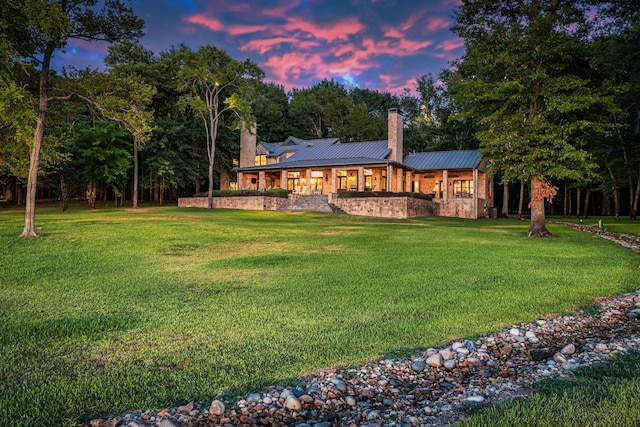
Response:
[509,328,521,336]
[466,395,485,403]
[411,360,426,372]
[209,400,225,416]
[426,353,443,368]
[561,344,576,355]
[246,393,262,403]
[553,353,567,364]
[330,378,347,393]
[285,395,302,412]
[345,396,357,407]
[443,359,457,370]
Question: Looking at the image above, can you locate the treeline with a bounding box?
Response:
[1,0,639,234]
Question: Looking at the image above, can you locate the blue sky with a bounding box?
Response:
[53,0,465,94]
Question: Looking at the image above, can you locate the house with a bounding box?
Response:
[232,109,494,219]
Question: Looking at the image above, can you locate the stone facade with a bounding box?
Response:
[178,195,439,219]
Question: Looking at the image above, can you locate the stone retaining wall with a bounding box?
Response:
[179,195,440,219]
[178,196,289,211]
[330,195,439,219]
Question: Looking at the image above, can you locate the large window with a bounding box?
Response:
[287,171,300,191]
[255,155,267,166]
[454,180,474,197]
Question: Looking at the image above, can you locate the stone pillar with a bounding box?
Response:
[407,171,413,192]
[240,121,257,168]
[387,109,404,163]
[258,171,265,191]
[281,170,287,190]
[473,168,478,218]
[443,170,449,200]
[305,169,312,195]
[358,167,364,192]
[386,165,393,192]
[331,168,337,193]
[396,168,403,193]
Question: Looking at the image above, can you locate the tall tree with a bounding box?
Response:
[177,45,264,208]
[2,0,143,236]
[450,0,618,237]
[70,70,156,208]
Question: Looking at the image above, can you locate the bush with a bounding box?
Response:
[337,191,433,201]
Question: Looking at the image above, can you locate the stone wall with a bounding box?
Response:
[330,195,438,219]
[438,198,487,219]
[178,196,289,211]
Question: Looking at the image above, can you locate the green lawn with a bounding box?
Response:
[548,215,640,236]
[0,206,638,426]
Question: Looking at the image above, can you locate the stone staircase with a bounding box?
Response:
[281,194,335,213]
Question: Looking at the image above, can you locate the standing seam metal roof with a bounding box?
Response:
[402,149,482,170]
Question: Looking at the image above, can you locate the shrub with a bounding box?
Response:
[337,191,433,201]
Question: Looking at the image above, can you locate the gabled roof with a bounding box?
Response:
[284,140,390,163]
[402,149,483,171]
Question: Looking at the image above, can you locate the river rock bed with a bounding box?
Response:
[89,290,640,427]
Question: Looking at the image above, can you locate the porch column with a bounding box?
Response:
[386,165,393,191]
[237,172,244,190]
[473,168,479,218]
[443,170,449,200]
[281,170,287,190]
[331,168,337,193]
[305,168,312,195]
[406,171,413,192]
[357,166,364,192]
[396,168,403,193]
[258,171,265,191]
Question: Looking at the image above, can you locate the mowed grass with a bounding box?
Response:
[549,215,640,236]
[0,206,638,426]
[460,350,640,427]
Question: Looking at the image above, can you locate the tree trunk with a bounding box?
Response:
[582,189,591,218]
[59,175,67,213]
[601,193,611,216]
[501,182,509,217]
[16,184,23,207]
[21,46,54,237]
[208,156,214,209]
[576,187,582,218]
[614,188,620,219]
[563,181,567,217]
[160,176,165,206]
[518,180,525,219]
[632,167,640,220]
[528,176,553,237]
[132,138,139,208]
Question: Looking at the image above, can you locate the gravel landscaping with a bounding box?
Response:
[87,288,640,427]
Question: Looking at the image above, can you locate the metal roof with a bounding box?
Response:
[284,140,390,163]
[402,149,483,171]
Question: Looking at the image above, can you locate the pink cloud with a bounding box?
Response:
[240,37,320,54]
[225,24,268,35]
[283,16,363,42]
[185,14,223,31]
[436,37,464,51]
[425,17,451,32]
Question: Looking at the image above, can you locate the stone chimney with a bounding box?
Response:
[239,121,256,168]
[388,108,403,163]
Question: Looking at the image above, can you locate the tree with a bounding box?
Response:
[177,45,264,208]
[69,69,155,208]
[2,0,143,236]
[450,0,618,237]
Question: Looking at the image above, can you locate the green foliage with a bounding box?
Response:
[337,191,433,200]
[450,1,617,184]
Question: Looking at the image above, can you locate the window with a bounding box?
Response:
[337,170,347,190]
[255,155,267,166]
[454,180,474,197]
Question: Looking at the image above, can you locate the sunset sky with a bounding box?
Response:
[53,0,465,94]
